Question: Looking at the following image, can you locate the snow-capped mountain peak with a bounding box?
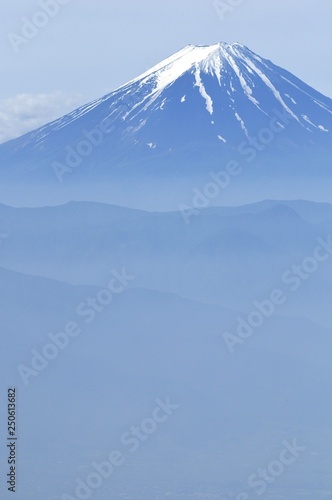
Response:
[0,41,331,200]
[115,41,331,138]
[127,43,252,91]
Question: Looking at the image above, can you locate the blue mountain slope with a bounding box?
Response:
[1,267,332,498]
[0,43,331,207]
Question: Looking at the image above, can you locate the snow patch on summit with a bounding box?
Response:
[194,65,214,115]
[143,45,217,93]
[235,112,249,137]
[160,99,167,110]
[243,57,302,124]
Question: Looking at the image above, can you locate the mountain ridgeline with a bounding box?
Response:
[0,42,331,208]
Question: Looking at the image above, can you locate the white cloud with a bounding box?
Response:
[0,91,84,144]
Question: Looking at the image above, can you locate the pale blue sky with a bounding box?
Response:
[1,0,331,141]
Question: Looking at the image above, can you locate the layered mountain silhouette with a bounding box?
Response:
[1,43,332,499]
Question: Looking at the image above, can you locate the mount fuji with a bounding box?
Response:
[2,43,332,499]
[0,42,331,208]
